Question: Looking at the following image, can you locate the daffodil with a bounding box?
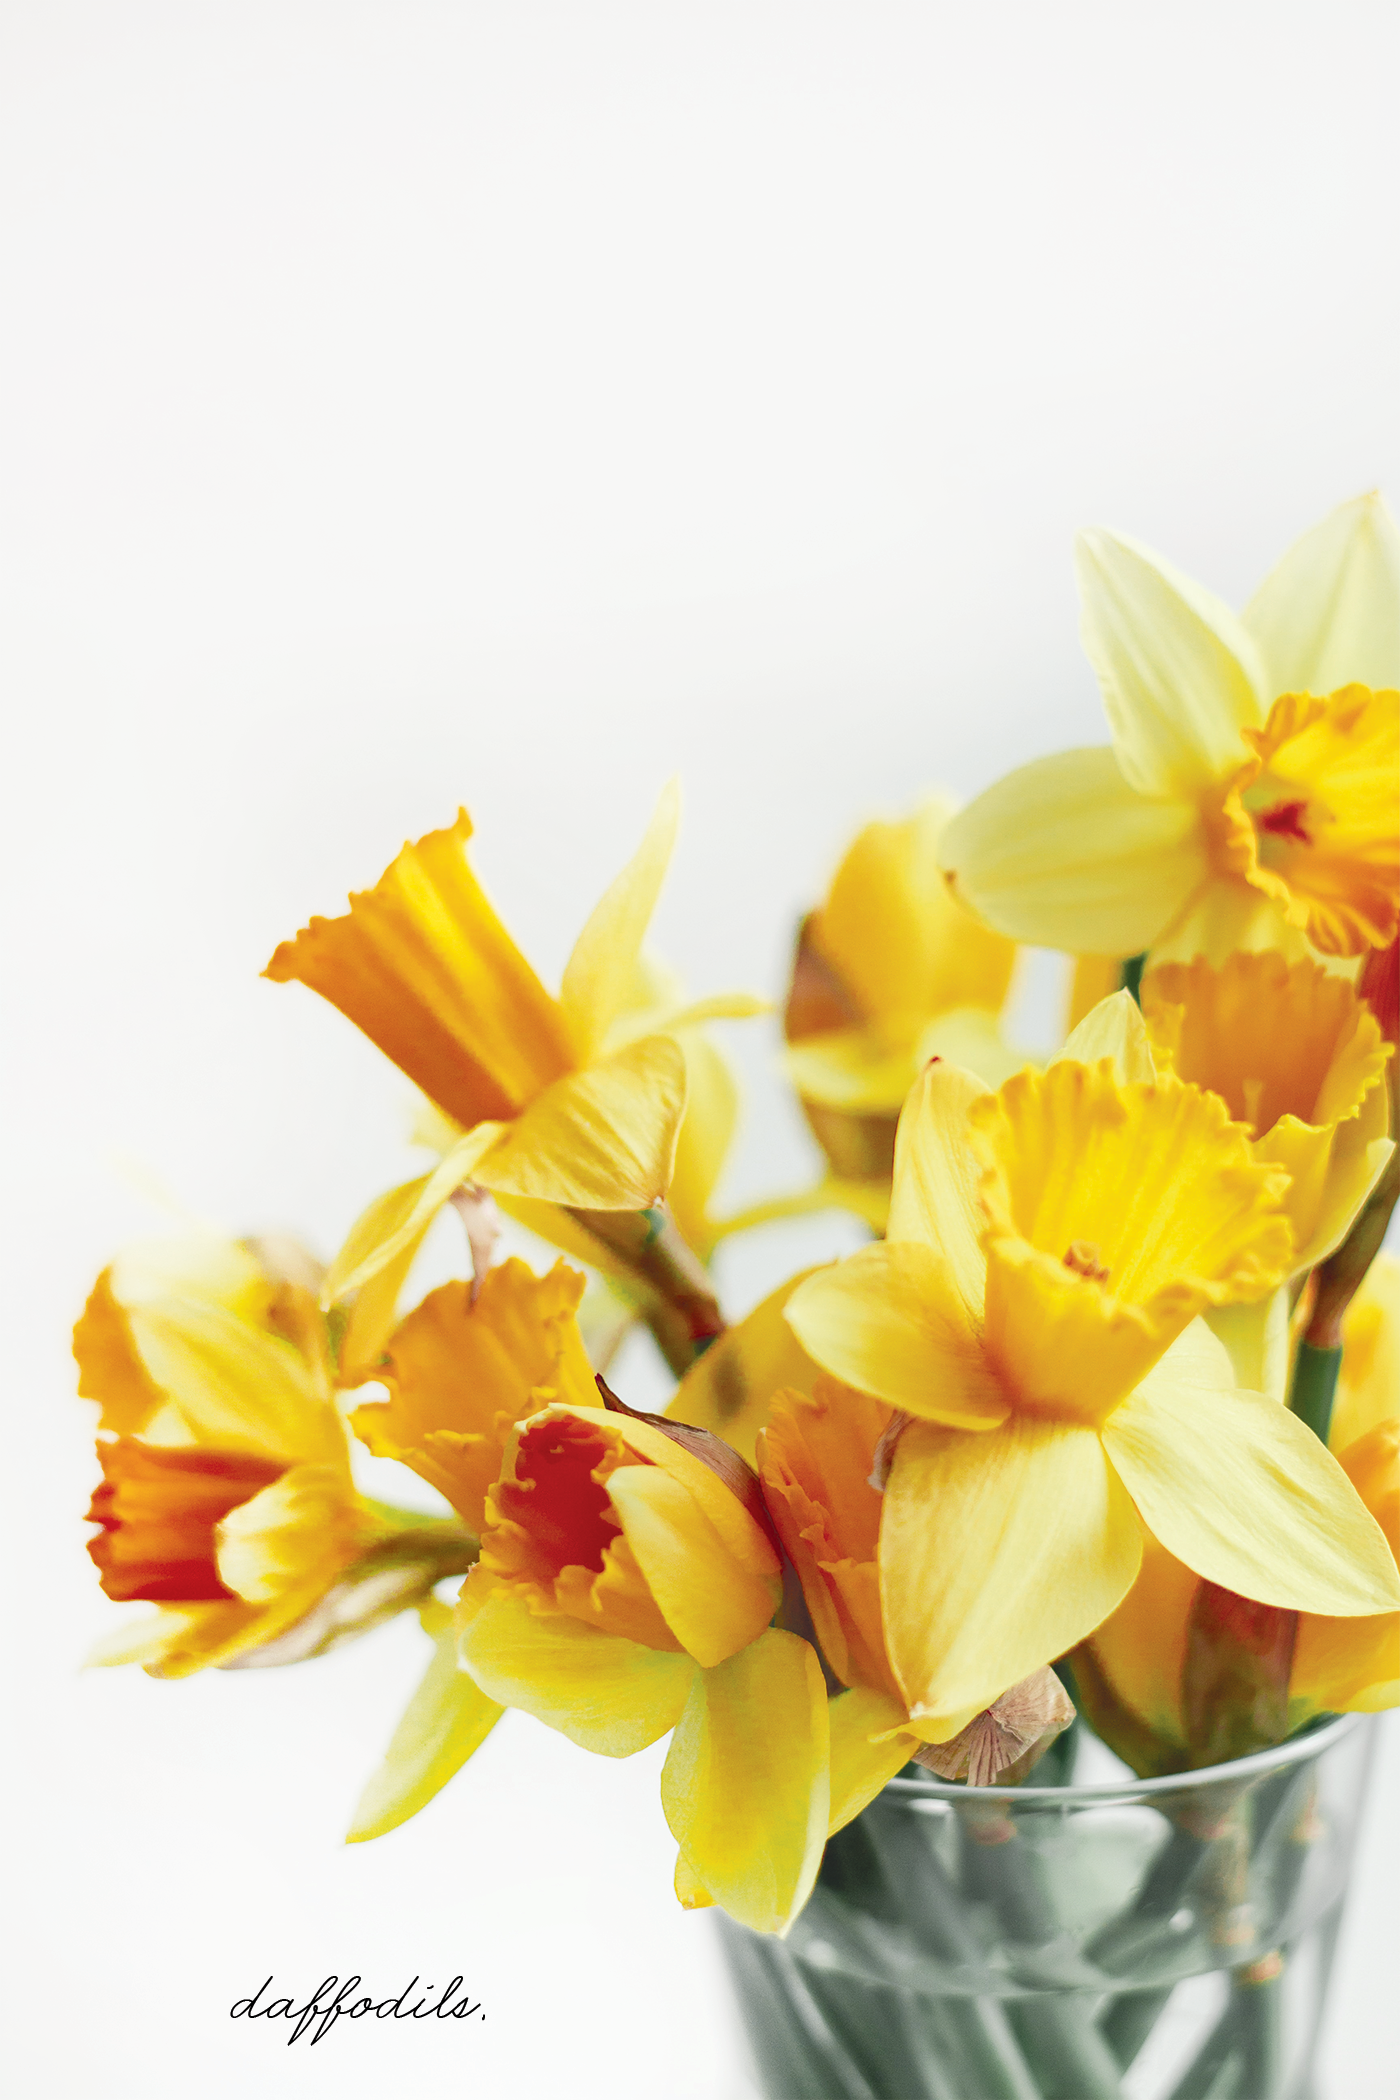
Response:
[1143,952,1393,1273]
[266,784,761,1306]
[1084,1254,1400,1762]
[940,493,1400,966]
[408,951,748,1372]
[784,1018,1400,1739]
[456,1389,828,1935]
[782,798,1020,1212]
[76,1232,463,1677]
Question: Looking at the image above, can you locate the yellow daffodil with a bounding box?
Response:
[783,1023,1400,1740]
[940,493,1400,966]
[668,1272,827,1467]
[266,784,761,1305]
[455,1395,826,1934]
[1085,1254,1400,1757]
[76,1232,458,1677]
[782,798,1020,1210]
[1143,953,1393,1278]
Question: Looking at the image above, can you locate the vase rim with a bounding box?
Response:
[882,1710,1365,1806]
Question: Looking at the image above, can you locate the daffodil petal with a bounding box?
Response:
[913,1007,1032,1090]
[346,1602,504,1841]
[1102,1368,1400,1615]
[473,1034,686,1209]
[783,1030,919,1113]
[1054,990,1156,1084]
[323,1129,504,1307]
[667,1027,741,1254]
[128,1297,336,1463]
[670,1271,826,1467]
[1075,527,1266,796]
[560,781,680,1062]
[885,1060,988,1317]
[881,1415,1143,1735]
[1243,491,1400,696]
[73,1270,167,1435]
[333,1176,441,1377]
[785,1245,1006,1430]
[940,748,1206,954]
[660,1629,829,1937]
[215,1463,361,1603]
[456,1573,693,1755]
[264,808,576,1123]
[826,1687,919,1836]
[604,1465,780,1668]
[1204,1289,1291,1401]
[674,1851,716,1909]
[1330,1253,1400,1454]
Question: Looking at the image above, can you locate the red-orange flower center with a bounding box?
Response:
[492,1416,622,1581]
[86,1440,285,1603]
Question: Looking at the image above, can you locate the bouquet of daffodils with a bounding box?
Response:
[79,494,1399,1941]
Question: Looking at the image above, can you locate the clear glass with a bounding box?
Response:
[719,1713,1375,2100]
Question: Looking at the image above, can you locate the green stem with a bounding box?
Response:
[1120,952,1146,1005]
[1286,1340,1342,1446]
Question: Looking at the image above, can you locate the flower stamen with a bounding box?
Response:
[1063,1241,1110,1285]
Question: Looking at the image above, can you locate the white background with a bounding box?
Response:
[3,4,1398,2094]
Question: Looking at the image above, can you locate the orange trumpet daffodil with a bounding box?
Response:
[783,1029,1400,1740]
[76,1232,456,1677]
[940,493,1400,965]
[266,784,762,1304]
[456,1392,827,1935]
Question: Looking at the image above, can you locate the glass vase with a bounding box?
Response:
[719,1712,1374,2100]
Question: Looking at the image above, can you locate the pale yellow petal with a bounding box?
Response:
[560,781,681,1062]
[333,1177,439,1380]
[880,1415,1142,1735]
[604,1465,780,1668]
[785,1245,1006,1431]
[553,1405,781,1579]
[674,1851,716,1909]
[1102,1367,1400,1615]
[1075,527,1265,796]
[1243,491,1400,697]
[666,1029,740,1254]
[347,1602,504,1841]
[885,1059,989,1318]
[322,1128,504,1307]
[1149,876,1305,968]
[1054,990,1156,1084]
[912,1007,1031,1090]
[128,1297,338,1463]
[1204,1289,1290,1401]
[826,1687,918,1836]
[940,748,1206,954]
[783,1030,918,1114]
[455,1573,694,1755]
[670,1271,826,1466]
[660,1629,829,1936]
[473,1034,686,1209]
